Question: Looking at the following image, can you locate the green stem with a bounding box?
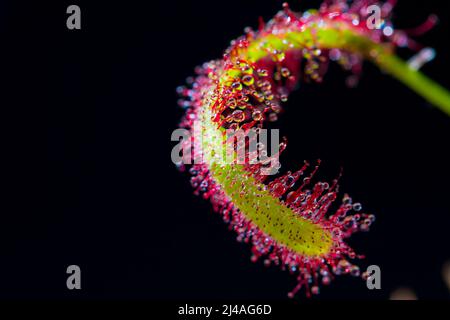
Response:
[375,53,450,116]
[243,25,450,117]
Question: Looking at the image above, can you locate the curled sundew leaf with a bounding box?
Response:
[175,0,450,297]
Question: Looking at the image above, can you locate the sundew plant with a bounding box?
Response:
[174,0,450,297]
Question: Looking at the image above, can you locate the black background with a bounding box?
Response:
[2,0,450,300]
